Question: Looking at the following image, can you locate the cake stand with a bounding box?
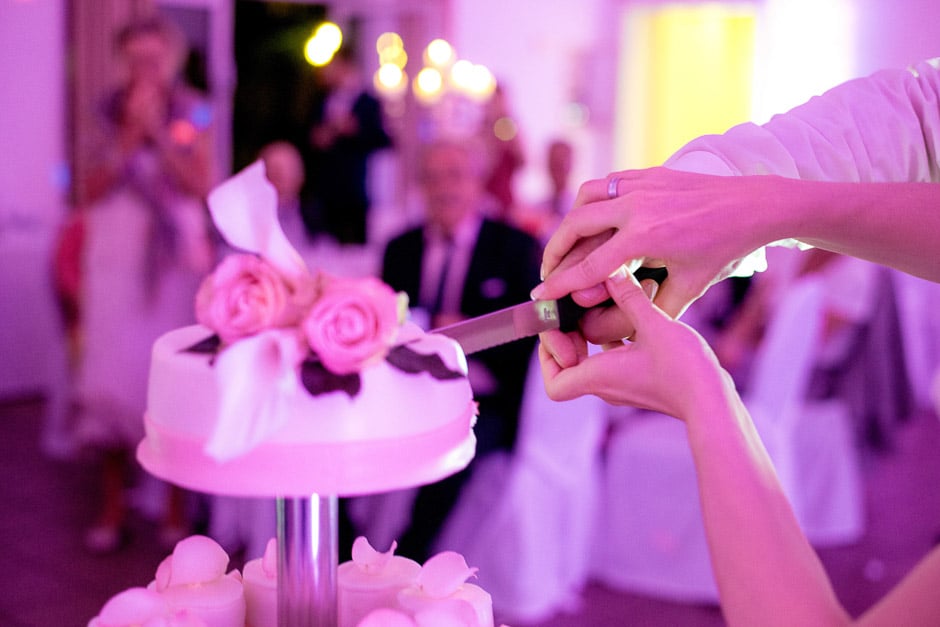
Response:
[276,494,338,626]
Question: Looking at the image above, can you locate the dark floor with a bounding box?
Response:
[2,396,940,627]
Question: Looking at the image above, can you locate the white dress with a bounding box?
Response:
[74,152,210,450]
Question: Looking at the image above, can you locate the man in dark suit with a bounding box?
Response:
[305,46,392,244]
[381,137,542,561]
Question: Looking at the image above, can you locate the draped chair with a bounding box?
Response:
[435,348,608,623]
[592,275,865,602]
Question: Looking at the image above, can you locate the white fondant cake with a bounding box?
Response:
[147,536,245,627]
[138,321,476,496]
[136,161,477,497]
[338,537,422,627]
[90,535,498,627]
[242,538,277,627]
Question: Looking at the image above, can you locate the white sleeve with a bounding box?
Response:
[664,58,940,183]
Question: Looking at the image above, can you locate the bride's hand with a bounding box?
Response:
[539,265,730,420]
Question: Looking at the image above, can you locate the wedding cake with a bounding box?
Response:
[89,535,497,627]
[136,162,477,496]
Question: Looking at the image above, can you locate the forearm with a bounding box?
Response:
[685,379,850,627]
[664,59,940,282]
[770,178,940,282]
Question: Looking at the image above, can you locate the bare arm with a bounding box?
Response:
[784,178,940,282]
[539,270,940,626]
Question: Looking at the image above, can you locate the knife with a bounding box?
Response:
[433,266,667,354]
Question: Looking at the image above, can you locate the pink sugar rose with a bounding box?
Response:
[303,276,400,375]
[195,254,313,344]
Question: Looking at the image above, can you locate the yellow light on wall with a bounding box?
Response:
[304,21,343,67]
[616,5,755,168]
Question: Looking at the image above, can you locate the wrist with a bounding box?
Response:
[768,176,853,246]
[742,175,803,250]
[681,366,743,435]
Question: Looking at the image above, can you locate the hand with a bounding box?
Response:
[536,229,642,346]
[122,80,168,142]
[539,265,730,420]
[534,167,775,320]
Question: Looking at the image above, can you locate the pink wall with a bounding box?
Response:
[448,0,940,184]
[853,0,940,74]
[0,0,67,224]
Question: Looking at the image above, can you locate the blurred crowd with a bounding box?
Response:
[16,11,940,627]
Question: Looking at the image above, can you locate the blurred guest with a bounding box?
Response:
[72,15,214,553]
[304,45,392,245]
[259,140,309,251]
[481,83,525,220]
[513,138,574,243]
[379,137,542,561]
[714,247,880,386]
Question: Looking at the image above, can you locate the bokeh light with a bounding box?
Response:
[376,32,403,55]
[377,31,408,68]
[371,34,499,113]
[304,21,343,67]
[468,63,496,99]
[169,119,197,146]
[374,63,407,96]
[425,38,455,68]
[414,67,444,102]
[492,116,517,141]
[449,59,475,91]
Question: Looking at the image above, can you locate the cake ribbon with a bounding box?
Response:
[206,159,307,280]
[205,328,305,461]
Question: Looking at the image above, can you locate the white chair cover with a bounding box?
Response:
[746,276,865,546]
[890,269,940,411]
[435,348,607,623]
[592,276,865,602]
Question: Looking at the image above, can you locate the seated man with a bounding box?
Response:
[381,136,542,561]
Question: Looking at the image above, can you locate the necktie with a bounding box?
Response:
[430,238,454,315]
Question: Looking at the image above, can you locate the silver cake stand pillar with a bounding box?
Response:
[276,494,338,626]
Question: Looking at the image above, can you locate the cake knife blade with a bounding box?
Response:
[433,266,667,355]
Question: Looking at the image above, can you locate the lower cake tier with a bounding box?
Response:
[137,408,477,496]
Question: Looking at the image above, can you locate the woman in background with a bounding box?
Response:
[73,15,214,553]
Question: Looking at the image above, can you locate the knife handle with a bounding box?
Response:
[556,266,668,333]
